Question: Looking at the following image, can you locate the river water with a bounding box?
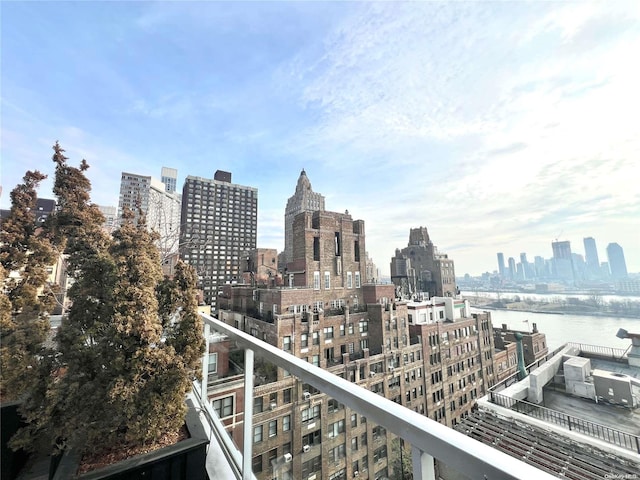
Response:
[470,307,640,351]
[463,290,639,304]
[463,291,640,351]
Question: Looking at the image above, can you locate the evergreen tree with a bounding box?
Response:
[11,143,205,458]
[0,171,56,401]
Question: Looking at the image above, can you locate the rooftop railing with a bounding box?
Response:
[196,312,557,480]
[566,342,629,361]
[489,391,640,453]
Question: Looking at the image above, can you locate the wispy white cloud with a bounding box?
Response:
[2,1,639,275]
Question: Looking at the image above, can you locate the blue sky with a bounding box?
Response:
[2,1,639,277]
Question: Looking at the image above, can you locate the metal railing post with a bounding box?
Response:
[202,323,210,393]
[412,445,436,480]
[242,348,255,480]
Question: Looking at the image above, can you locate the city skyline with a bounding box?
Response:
[2,2,639,276]
[494,237,630,279]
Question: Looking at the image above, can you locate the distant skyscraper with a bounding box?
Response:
[534,256,546,278]
[97,205,117,233]
[180,171,257,308]
[606,243,628,279]
[284,170,325,264]
[551,240,574,283]
[118,171,181,258]
[507,257,516,280]
[519,252,533,280]
[161,167,178,194]
[497,253,506,277]
[572,253,586,282]
[516,262,525,281]
[583,237,600,278]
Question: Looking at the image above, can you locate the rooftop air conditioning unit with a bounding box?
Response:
[303,444,311,452]
[303,391,311,400]
[283,453,293,463]
[270,403,277,410]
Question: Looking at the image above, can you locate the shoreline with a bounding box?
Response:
[467,302,640,319]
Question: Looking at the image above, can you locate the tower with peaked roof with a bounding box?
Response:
[283,170,325,264]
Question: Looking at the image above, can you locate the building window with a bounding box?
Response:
[354,241,360,262]
[324,326,334,339]
[329,470,346,480]
[268,448,278,468]
[253,424,263,443]
[283,415,291,431]
[302,456,322,479]
[324,271,330,289]
[301,333,308,348]
[355,271,361,288]
[359,320,368,333]
[303,429,322,446]
[254,397,263,413]
[328,419,345,438]
[313,237,320,261]
[313,331,319,345]
[212,395,233,418]
[347,272,353,288]
[313,271,320,290]
[374,445,387,462]
[283,388,292,404]
[283,336,291,351]
[328,399,342,413]
[252,454,262,473]
[268,420,277,437]
[329,443,346,462]
[302,405,321,423]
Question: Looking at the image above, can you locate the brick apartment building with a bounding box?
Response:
[203,201,549,480]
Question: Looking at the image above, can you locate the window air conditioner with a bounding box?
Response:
[303,391,311,400]
[270,403,277,410]
[283,453,293,463]
[369,371,376,377]
[354,471,359,477]
[303,444,311,452]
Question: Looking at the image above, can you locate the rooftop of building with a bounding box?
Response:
[457,340,640,479]
[456,409,639,480]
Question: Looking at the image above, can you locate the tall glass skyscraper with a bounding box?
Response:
[606,243,628,279]
[497,252,505,277]
[583,237,600,277]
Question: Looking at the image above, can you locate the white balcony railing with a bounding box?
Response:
[195,313,557,480]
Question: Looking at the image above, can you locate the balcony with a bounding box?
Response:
[195,312,556,480]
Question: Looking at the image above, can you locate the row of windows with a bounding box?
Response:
[405,385,425,402]
[282,321,369,351]
[253,415,291,443]
[313,271,361,290]
[253,388,293,413]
